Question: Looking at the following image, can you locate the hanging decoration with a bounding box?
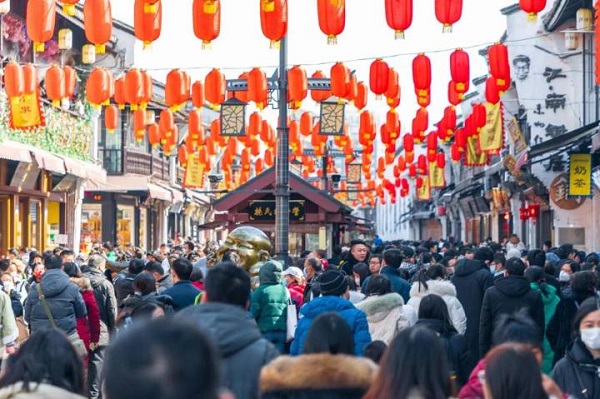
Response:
[519,0,547,22]
[435,0,463,32]
[568,153,593,197]
[489,43,511,92]
[26,0,56,52]
[429,160,446,188]
[83,0,113,54]
[165,69,191,111]
[45,65,65,107]
[86,67,113,108]
[205,68,226,109]
[60,0,79,16]
[134,0,162,49]
[416,173,431,200]
[369,59,390,98]
[477,102,504,155]
[330,62,350,98]
[310,70,332,102]
[193,0,221,48]
[412,54,431,108]
[465,136,489,167]
[5,61,45,130]
[104,105,119,133]
[288,65,308,109]
[260,0,288,48]
[449,49,469,98]
[317,0,346,44]
[385,0,413,39]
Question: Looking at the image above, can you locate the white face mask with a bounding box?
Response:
[3,282,13,293]
[489,265,496,274]
[581,327,600,350]
[559,271,571,282]
[354,278,361,287]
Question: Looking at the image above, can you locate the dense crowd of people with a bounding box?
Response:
[0,233,598,398]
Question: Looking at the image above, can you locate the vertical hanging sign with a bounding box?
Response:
[568,153,592,197]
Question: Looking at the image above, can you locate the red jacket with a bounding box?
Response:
[287,282,306,313]
[77,289,101,351]
[458,358,485,399]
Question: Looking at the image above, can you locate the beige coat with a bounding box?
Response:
[355,293,416,345]
[0,382,86,399]
[407,279,467,334]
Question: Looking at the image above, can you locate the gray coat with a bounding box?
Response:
[81,266,118,346]
[24,269,87,335]
[178,303,279,399]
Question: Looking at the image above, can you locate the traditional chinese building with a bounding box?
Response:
[200,167,368,258]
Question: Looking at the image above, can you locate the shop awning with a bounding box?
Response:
[86,175,150,192]
[529,121,600,159]
[185,189,210,206]
[61,156,107,183]
[148,183,172,201]
[197,220,226,230]
[0,141,32,163]
[32,150,66,175]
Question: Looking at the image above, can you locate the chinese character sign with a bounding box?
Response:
[248,200,305,221]
[550,173,585,210]
[417,176,431,201]
[9,92,45,130]
[568,153,592,197]
[429,162,445,189]
[478,102,504,155]
[183,153,205,188]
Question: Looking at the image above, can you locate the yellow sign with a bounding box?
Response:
[465,136,488,166]
[417,176,431,201]
[507,115,527,154]
[429,162,445,189]
[183,152,205,188]
[9,93,45,130]
[478,102,503,155]
[568,153,592,197]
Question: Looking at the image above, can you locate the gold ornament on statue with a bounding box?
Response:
[214,226,272,277]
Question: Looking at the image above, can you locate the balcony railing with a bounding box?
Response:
[99,149,123,175]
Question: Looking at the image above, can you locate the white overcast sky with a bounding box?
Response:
[111,0,517,123]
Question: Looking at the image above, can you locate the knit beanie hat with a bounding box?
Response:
[506,248,521,260]
[319,269,348,297]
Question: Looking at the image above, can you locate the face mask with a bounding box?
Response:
[559,271,571,282]
[489,265,496,274]
[354,278,361,287]
[282,279,289,287]
[447,267,455,275]
[581,327,600,350]
[3,283,13,293]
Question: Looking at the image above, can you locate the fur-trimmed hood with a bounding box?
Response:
[260,354,377,393]
[409,279,457,299]
[69,276,92,291]
[355,293,404,317]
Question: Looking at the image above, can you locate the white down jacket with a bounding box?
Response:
[355,293,416,345]
[407,279,467,334]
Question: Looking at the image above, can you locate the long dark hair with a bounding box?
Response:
[352,262,370,286]
[416,264,446,291]
[484,343,548,399]
[363,326,454,399]
[525,266,549,296]
[418,294,457,335]
[572,296,600,338]
[0,329,84,394]
[303,312,354,355]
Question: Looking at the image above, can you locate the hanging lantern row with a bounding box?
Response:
[519,0,547,22]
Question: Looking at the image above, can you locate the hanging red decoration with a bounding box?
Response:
[435,0,463,33]
[205,68,226,108]
[63,66,76,99]
[134,0,162,49]
[310,70,332,102]
[472,103,487,132]
[330,62,350,98]
[317,0,346,45]
[454,128,466,150]
[193,0,221,48]
[45,65,65,107]
[403,133,415,153]
[519,0,547,22]
[354,82,368,110]
[114,77,126,109]
[436,152,446,169]
[414,108,429,142]
[450,49,470,95]
[248,67,268,109]
[125,68,143,110]
[260,0,288,48]
[385,68,400,101]
[26,0,56,52]
[132,109,147,142]
[84,0,113,54]
[413,54,431,106]
[148,123,161,147]
[86,67,113,107]
[450,143,461,162]
[485,76,501,104]
[22,64,37,96]
[427,132,437,159]
[448,81,461,106]
[288,65,308,109]
[165,69,190,111]
[178,145,188,167]
[141,70,153,108]
[489,43,511,92]
[60,0,79,16]
[4,62,23,99]
[369,59,390,97]
[385,0,413,39]
[104,105,119,134]
[192,81,205,109]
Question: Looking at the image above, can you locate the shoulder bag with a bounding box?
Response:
[285,289,297,342]
[36,284,87,357]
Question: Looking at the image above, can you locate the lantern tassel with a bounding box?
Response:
[34,42,45,52]
[269,40,280,50]
[203,1,217,14]
[143,41,153,50]
[144,3,158,13]
[107,129,114,134]
[261,0,275,12]
[118,104,125,110]
[51,99,60,108]
[327,35,338,45]
[527,13,538,23]
[442,24,453,33]
[63,4,76,16]
[394,30,405,40]
[201,41,213,50]
[95,44,106,54]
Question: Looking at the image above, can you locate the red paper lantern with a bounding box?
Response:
[436,152,446,169]
[86,67,112,107]
[26,0,56,52]
[310,70,331,102]
[354,82,368,110]
[519,0,547,22]
[248,67,268,109]
[489,43,511,91]
[385,0,413,39]
[450,143,461,162]
[403,133,415,153]
[528,203,540,219]
[4,61,23,98]
[104,105,119,133]
[435,0,463,32]
[427,132,438,158]
[193,0,221,47]
[519,206,529,221]
[448,81,461,106]
[84,0,113,54]
[450,49,470,94]
[148,123,160,147]
[369,59,390,97]
[330,62,350,98]
[192,81,205,109]
[317,0,345,44]
[485,76,501,104]
[412,54,432,95]
[125,68,143,109]
[60,0,79,16]
[385,68,400,100]
[260,0,288,48]
[205,68,226,107]
[45,65,65,107]
[454,128,466,150]
[141,70,153,107]
[288,65,308,109]
[165,69,190,111]
[63,66,76,99]
[472,103,487,131]
[134,0,162,48]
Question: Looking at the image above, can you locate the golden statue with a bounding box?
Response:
[214,226,272,277]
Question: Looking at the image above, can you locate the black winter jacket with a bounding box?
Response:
[81,266,118,345]
[552,339,600,399]
[415,318,476,388]
[113,272,137,307]
[479,275,545,356]
[178,303,279,399]
[451,259,493,359]
[24,269,87,335]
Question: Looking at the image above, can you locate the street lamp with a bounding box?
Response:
[319,97,345,136]
[220,97,247,137]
